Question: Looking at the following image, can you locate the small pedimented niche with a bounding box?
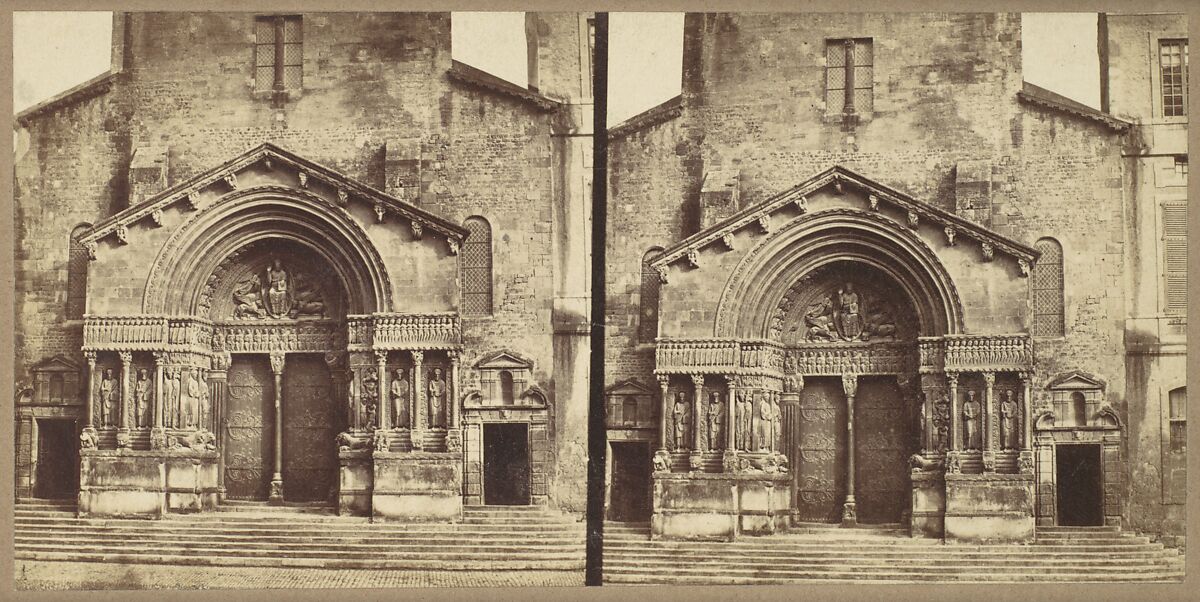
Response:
[29,356,82,406]
[1046,371,1107,428]
[475,351,535,407]
[605,379,657,430]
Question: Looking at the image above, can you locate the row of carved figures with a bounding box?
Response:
[667,389,782,453]
[94,366,209,430]
[353,367,451,430]
[929,389,1023,451]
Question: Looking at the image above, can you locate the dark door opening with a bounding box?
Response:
[1056,444,1103,526]
[483,423,530,505]
[34,419,79,499]
[282,355,337,503]
[609,441,652,522]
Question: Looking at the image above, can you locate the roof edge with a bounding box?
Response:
[1018,81,1131,132]
[609,95,684,139]
[448,59,560,113]
[15,71,121,126]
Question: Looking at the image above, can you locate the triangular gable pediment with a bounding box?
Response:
[32,355,81,372]
[78,142,468,254]
[650,165,1039,272]
[1047,371,1107,391]
[605,379,654,396]
[475,350,534,370]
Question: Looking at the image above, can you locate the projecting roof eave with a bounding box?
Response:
[651,165,1041,270]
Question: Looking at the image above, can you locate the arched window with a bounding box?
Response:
[1169,386,1186,453]
[1071,391,1087,427]
[500,370,515,405]
[638,248,664,343]
[462,217,493,317]
[1032,238,1064,337]
[66,225,91,319]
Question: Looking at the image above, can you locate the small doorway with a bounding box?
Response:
[609,441,653,522]
[483,423,531,505]
[1056,444,1103,526]
[34,419,79,499]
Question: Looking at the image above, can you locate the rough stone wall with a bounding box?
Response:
[13,12,585,509]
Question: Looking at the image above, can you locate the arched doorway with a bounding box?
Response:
[775,261,921,524]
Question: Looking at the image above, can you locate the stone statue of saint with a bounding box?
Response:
[769,393,782,453]
[361,372,379,429]
[182,369,202,429]
[391,369,410,428]
[672,390,690,450]
[264,259,294,318]
[754,391,772,451]
[834,283,864,341]
[427,367,447,428]
[98,368,117,427]
[963,390,982,450]
[1001,390,1019,450]
[197,371,210,431]
[134,369,151,428]
[166,367,180,428]
[707,390,723,450]
[738,390,753,451]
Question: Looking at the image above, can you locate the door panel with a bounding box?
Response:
[610,442,652,522]
[35,419,79,499]
[484,423,530,505]
[225,356,273,500]
[795,377,846,523]
[282,355,336,502]
[1056,444,1103,526]
[854,376,909,524]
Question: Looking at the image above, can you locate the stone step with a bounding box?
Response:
[601,539,1167,554]
[15,524,583,540]
[601,556,1178,572]
[462,505,555,512]
[15,551,585,571]
[16,515,583,532]
[15,532,585,549]
[604,546,1176,561]
[16,540,584,558]
[602,571,1184,584]
[1036,525,1121,533]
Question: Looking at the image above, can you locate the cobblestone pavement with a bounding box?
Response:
[14,560,585,590]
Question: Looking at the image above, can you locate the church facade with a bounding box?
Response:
[605,12,1187,546]
[14,12,594,521]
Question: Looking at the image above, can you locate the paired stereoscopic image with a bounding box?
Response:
[11,10,1187,591]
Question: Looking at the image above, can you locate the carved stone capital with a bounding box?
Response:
[656,374,670,389]
[117,351,133,365]
[982,372,996,387]
[690,374,705,388]
[411,350,424,365]
[946,372,959,388]
[269,352,286,375]
[323,351,345,370]
[374,350,388,366]
[84,351,97,366]
[841,373,858,397]
[447,350,460,363]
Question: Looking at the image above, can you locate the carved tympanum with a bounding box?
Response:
[773,263,915,345]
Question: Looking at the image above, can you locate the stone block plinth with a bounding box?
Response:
[337,449,373,516]
[944,473,1035,543]
[371,451,463,522]
[910,470,946,538]
[79,448,219,517]
[652,471,791,540]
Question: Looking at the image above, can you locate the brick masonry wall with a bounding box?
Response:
[14,12,585,509]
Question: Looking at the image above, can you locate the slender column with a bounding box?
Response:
[448,351,461,429]
[83,352,97,429]
[841,373,858,527]
[211,351,230,496]
[324,353,346,431]
[375,351,389,430]
[690,374,705,471]
[411,351,424,450]
[152,353,165,428]
[657,375,670,451]
[1020,372,1033,450]
[983,372,997,472]
[117,351,132,449]
[269,352,285,504]
[725,377,736,451]
[947,373,960,450]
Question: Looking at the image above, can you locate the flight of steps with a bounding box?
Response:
[602,522,1185,584]
[14,499,585,572]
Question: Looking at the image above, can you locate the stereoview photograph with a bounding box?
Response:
[602,11,1187,584]
[12,11,593,589]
